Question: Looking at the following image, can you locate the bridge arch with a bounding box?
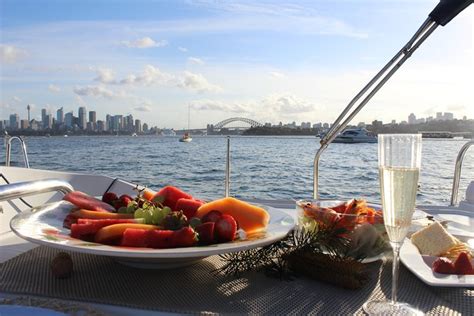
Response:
[214,117,263,129]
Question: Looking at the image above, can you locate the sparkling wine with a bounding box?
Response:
[379,166,419,243]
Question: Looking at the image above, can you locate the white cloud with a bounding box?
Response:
[190,94,315,117]
[48,84,61,93]
[178,46,188,53]
[12,96,22,102]
[0,44,27,63]
[178,71,222,93]
[133,103,153,112]
[269,71,285,79]
[120,65,172,85]
[122,37,168,48]
[94,68,116,84]
[73,85,125,99]
[91,65,219,94]
[188,57,204,65]
[261,94,314,113]
[190,99,252,113]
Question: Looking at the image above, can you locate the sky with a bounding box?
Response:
[0,0,472,129]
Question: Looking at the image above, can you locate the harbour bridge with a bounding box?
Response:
[177,117,264,135]
[213,117,263,129]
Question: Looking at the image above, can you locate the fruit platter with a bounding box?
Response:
[10,186,295,268]
[295,199,390,261]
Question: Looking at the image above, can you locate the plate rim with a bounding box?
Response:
[10,202,295,259]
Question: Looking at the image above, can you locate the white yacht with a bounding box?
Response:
[332,128,377,143]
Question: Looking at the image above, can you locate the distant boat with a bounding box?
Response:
[179,132,192,142]
[63,135,68,138]
[131,133,137,137]
[333,128,377,143]
[180,105,192,143]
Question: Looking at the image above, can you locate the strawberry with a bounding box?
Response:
[202,210,222,223]
[195,222,215,244]
[172,227,197,247]
[147,230,175,248]
[432,257,455,274]
[453,252,474,275]
[215,214,237,242]
[113,194,133,210]
[102,192,118,206]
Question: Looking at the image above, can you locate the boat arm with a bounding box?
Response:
[313,0,472,199]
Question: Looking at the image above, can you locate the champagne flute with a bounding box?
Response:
[363,134,422,315]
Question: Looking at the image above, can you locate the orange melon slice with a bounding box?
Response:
[142,189,156,201]
[195,197,270,234]
[94,223,159,244]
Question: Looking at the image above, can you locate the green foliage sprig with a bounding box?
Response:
[218,226,369,289]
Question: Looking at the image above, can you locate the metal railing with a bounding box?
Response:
[5,135,30,168]
[0,179,73,203]
[450,140,474,206]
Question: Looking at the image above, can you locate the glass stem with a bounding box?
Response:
[391,242,401,305]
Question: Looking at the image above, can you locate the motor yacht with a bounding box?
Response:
[332,128,377,143]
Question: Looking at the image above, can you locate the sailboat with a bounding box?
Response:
[179,105,192,142]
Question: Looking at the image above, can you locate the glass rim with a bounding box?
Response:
[378,133,422,137]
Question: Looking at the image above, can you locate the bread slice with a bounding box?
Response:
[410,221,458,256]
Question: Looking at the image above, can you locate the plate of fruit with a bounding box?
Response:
[400,221,473,287]
[10,186,295,269]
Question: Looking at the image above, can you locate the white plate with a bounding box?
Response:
[10,201,295,269]
[400,236,474,287]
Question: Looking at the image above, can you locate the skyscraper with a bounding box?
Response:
[57,107,64,124]
[89,111,97,123]
[41,108,48,129]
[65,112,74,128]
[135,119,142,133]
[27,105,31,121]
[9,114,19,130]
[78,107,87,130]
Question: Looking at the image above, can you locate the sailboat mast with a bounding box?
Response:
[187,104,190,131]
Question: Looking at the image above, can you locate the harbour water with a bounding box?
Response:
[3,136,473,206]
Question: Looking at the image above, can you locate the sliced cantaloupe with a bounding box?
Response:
[71,209,134,220]
[142,189,156,201]
[94,223,159,244]
[195,197,270,234]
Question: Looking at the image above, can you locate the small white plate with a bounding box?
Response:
[400,237,474,287]
[10,201,295,269]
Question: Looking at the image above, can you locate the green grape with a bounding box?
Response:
[151,207,161,225]
[162,206,171,216]
[117,206,128,214]
[134,208,145,219]
[156,207,171,226]
[143,209,154,224]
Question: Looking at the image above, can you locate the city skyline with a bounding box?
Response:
[2,103,471,133]
[1,1,473,128]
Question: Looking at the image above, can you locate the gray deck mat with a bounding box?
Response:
[1,246,472,314]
